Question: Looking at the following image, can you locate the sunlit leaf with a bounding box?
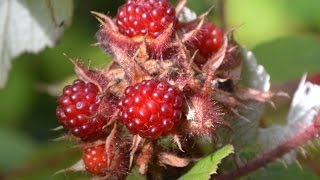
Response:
[179,144,234,180]
[227,0,294,47]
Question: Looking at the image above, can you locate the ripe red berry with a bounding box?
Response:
[83,145,108,175]
[118,79,183,139]
[308,73,320,85]
[56,80,106,140]
[192,22,224,59]
[116,0,176,39]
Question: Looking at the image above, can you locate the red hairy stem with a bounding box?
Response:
[216,112,320,180]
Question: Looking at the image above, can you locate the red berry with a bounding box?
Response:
[56,80,106,140]
[193,22,224,59]
[83,145,108,175]
[308,73,320,85]
[119,79,183,139]
[116,0,176,39]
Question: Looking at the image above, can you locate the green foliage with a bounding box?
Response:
[248,162,319,180]
[253,36,320,82]
[179,145,234,180]
[227,0,320,47]
[5,141,85,180]
[126,166,146,180]
[0,128,36,171]
[0,60,35,127]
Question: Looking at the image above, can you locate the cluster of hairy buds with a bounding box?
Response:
[54,0,271,179]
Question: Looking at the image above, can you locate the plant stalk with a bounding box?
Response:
[218,0,227,31]
[216,112,320,180]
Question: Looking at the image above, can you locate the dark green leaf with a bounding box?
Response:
[253,36,320,82]
[0,128,36,171]
[247,162,318,180]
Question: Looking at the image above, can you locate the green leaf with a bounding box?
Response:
[227,0,295,47]
[281,0,320,30]
[126,166,147,180]
[6,141,85,180]
[179,144,234,180]
[227,0,320,48]
[247,162,318,180]
[0,60,35,127]
[0,128,36,171]
[253,36,320,82]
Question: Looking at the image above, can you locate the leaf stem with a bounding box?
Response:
[216,112,320,180]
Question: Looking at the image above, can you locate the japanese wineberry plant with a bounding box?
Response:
[53,0,320,179]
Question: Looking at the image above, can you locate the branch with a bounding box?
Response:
[216,112,320,180]
[217,0,227,31]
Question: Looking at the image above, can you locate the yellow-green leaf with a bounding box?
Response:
[179,144,234,180]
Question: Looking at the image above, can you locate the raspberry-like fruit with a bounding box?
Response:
[56,80,106,140]
[83,145,108,175]
[193,22,224,58]
[116,0,176,39]
[118,79,183,139]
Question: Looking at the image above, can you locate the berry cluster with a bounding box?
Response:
[116,0,176,38]
[56,80,106,140]
[118,79,183,139]
[55,0,237,178]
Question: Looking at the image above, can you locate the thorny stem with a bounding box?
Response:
[217,0,227,31]
[216,112,320,180]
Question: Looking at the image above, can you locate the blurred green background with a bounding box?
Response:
[0,0,320,179]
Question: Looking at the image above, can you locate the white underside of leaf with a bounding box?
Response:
[178,7,197,23]
[258,75,320,163]
[241,48,270,92]
[0,0,73,88]
[231,47,271,148]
